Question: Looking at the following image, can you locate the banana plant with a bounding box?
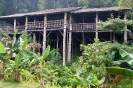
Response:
[105,49,133,82]
[0,41,7,79]
[29,45,50,86]
[5,38,31,82]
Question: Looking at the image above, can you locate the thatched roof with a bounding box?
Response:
[0,7,130,19]
[0,7,81,19]
[72,7,130,13]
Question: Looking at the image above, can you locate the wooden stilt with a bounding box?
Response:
[39,33,41,52]
[113,30,115,41]
[110,31,112,42]
[42,15,47,53]
[82,32,85,44]
[33,33,36,52]
[25,16,28,31]
[68,13,72,61]
[63,12,67,66]
[14,18,16,32]
[47,35,49,46]
[95,12,98,38]
[34,17,36,27]
[72,37,73,59]
[124,10,127,42]
[57,33,59,48]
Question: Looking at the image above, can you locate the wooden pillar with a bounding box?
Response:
[25,16,28,31]
[63,12,67,66]
[33,33,36,52]
[57,33,59,48]
[113,30,115,41]
[110,30,112,42]
[34,17,36,27]
[82,32,85,44]
[124,10,127,42]
[14,18,16,32]
[43,15,47,53]
[95,12,98,38]
[68,13,72,62]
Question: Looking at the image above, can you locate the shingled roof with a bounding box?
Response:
[0,7,81,19]
[72,7,130,13]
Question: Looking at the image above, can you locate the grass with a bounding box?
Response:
[0,79,133,88]
[0,80,68,88]
[0,80,39,88]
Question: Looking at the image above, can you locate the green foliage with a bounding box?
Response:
[105,67,133,78]
[0,41,5,53]
[98,15,133,34]
[78,0,117,8]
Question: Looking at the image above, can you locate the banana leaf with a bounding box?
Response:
[113,49,133,68]
[105,67,133,78]
[0,41,5,53]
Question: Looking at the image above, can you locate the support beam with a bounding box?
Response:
[57,33,59,48]
[33,33,36,52]
[43,15,47,53]
[82,32,85,44]
[124,10,127,42]
[68,13,72,62]
[25,16,28,31]
[34,17,36,26]
[110,31,112,42]
[95,12,98,38]
[63,12,67,66]
[14,18,16,32]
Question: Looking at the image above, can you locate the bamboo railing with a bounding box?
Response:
[72,23,96,31]
[0,21,97,33]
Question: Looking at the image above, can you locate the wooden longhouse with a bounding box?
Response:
[0,7,130,65]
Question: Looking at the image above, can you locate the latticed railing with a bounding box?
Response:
[0,25,25,33]
[1,26,14,33]
[47,19,64,29]
[16,25,25,32]
[0,22,96,33]
[27,21,44,29]
[27,19,64,29]
[72,23,96,31]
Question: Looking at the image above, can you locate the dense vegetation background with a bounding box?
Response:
[0,0,132,16]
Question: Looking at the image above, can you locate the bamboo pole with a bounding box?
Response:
[42,15,47,53]
[124,10,127,42]
[14,18,16,32]
[95,12,98,38]
[63,12,67,66]
[25,16,28,31]
[67,13,72,62]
